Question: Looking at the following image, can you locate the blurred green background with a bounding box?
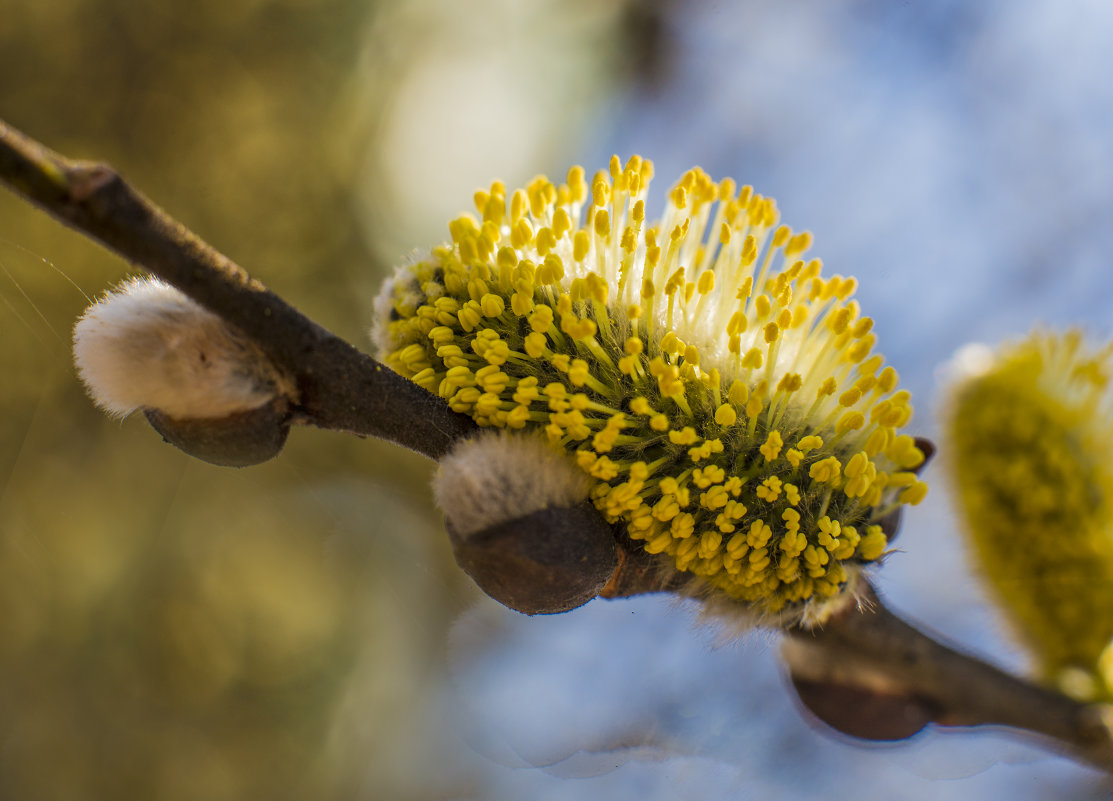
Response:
[0,1,641,797]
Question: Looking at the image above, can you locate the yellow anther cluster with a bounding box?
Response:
[947,331,1113,700]
[376,157,926,620]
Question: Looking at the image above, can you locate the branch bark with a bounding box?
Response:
[601,550,1113,770]
[784,582,1113,771]
[0,118,477,459]
[2,116,1110,773]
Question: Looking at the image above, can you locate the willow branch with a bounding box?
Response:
[2,117,1110,773]
[606,563,1113,771]
[0,117,477,459]
[783,583,1113,771]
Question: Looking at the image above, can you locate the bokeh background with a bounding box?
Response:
[3,0,1113,798]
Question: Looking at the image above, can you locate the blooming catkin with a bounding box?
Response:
[376,156,926,621]
[947,331,1113,700]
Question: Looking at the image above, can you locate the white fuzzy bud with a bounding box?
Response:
[432,430,593,536]
[73,277,293,420]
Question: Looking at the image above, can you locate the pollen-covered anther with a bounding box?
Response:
[760,430,784,462]
[809,457,843,484]
[756,476,783,502]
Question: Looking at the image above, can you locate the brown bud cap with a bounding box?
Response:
[447,501,618,615]
[780,578,940,741]
[144,396,290,467]
[787,672,935,741]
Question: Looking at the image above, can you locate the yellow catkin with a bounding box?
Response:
[375,156,925,624]
[947,332,1113,700]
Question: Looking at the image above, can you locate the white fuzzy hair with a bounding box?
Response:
[73,277,292,420]
[370,256,431,359]
[696,562,866,639]
[432,430,593,537]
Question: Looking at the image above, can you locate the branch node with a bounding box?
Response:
[68,162,116,201]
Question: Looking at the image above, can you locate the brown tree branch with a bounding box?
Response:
[0,117,477,459]
[1,116,1110,774]
[605,562,1113,770]
[784,582,1113,771]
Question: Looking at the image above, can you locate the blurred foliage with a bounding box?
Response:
[0,0,644,797]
